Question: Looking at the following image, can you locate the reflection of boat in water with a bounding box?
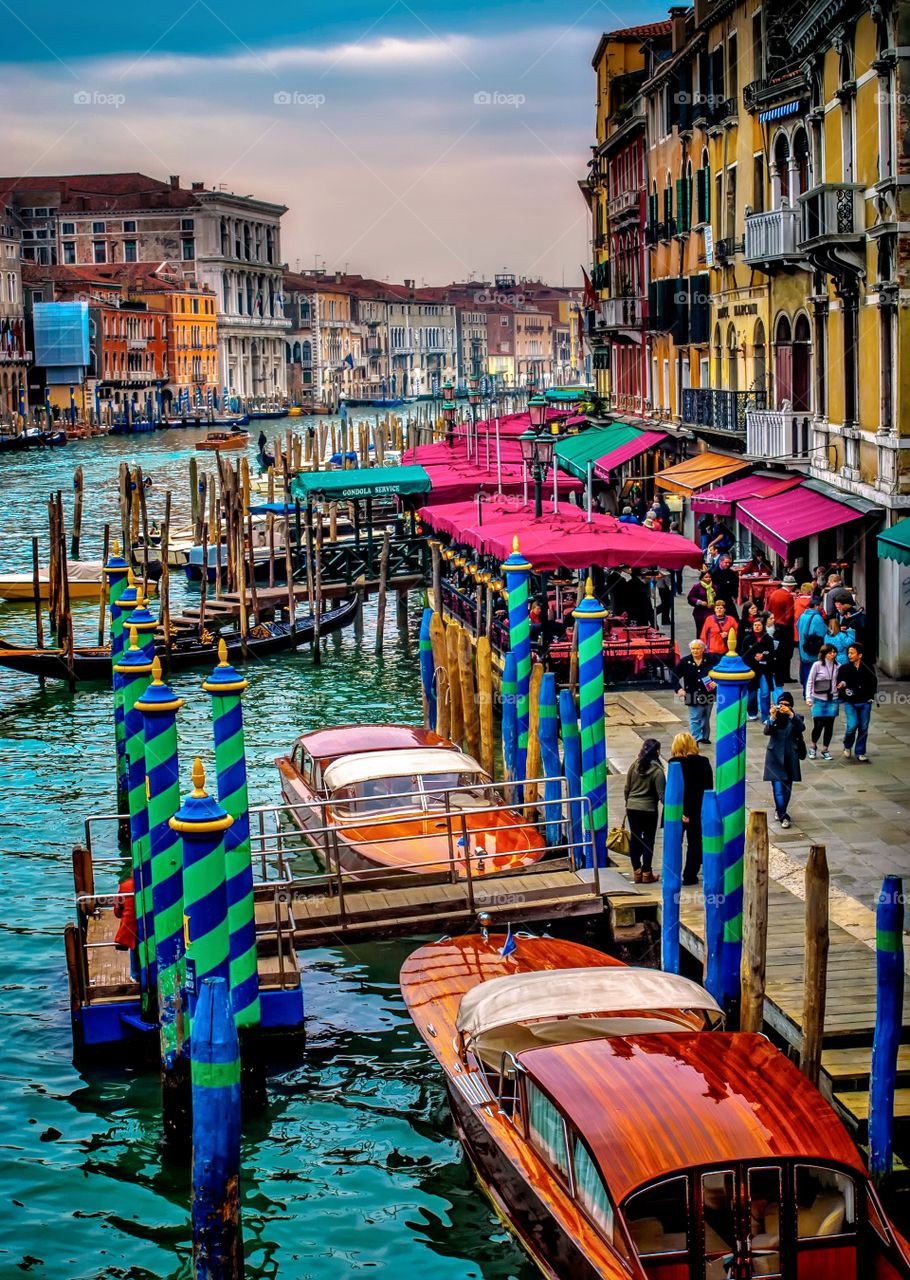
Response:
[402,931,910,1280]
[277,724,547,879]
[0,559,105,602]
[0,597,358,682]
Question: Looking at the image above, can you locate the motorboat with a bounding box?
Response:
[0,559,105,602]
[401,931,910,1279]
[277,724,547,878]
[195,429,249,452]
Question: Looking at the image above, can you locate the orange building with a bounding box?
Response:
[128,262,218,401]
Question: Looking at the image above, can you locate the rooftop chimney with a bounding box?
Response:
[669,6,688,51]
[169,175,180,189]
[404,278,414,289]
[191,181,204,192]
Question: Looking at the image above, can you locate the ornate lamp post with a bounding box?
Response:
[442,377,456,447]
[468,375,481,460]
[519,397,557,518]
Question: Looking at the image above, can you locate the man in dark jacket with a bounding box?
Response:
[837,641,877,761]
[763,690,805,828]
[710,554,740,620]
[674,639,717,743]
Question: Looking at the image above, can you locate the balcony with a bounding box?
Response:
[745,408,812,461]
[0,348,30,363]
[744,206,805,268]
[127,337,147,350]
[598,296,644,329]
[682,388,767,437]
[219,313,292,330]
[714,237,743,263]
[798,182,866,275]
[607,186,643,222]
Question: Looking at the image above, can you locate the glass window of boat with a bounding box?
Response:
[623,1175,689,1256]
[332,774,422,816]
[571,1135,629,1258]
[701,1169,737,1278]
[794,1165,855,1239]
[525,1079,570,1181]
[747,1166,782,1278]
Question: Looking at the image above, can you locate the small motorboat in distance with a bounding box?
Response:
[195,429,249,452]
[402,932,910,1280]
[277,724,547,879]
[0,559,105,602]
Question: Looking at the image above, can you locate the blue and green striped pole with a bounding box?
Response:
[558,689,584,866]
[419,607,437,729]
[701,789,725,1005]
[170,758,234,1030]
[870,874,905,1180]
[114,628,156,1013]
[661,759,684,974]
[203,642,261,1034]
[191,975,244,1279]
[538,672,563,849]
[502,537,532,797]
[709,638,754,1010]
[573,579,608,868]
[501,650,518,789]
[104,545,130,802]
[136,658,189,1140]
[112,569,142,812]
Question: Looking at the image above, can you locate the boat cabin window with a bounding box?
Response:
[571,1135,629,1259]
[331,774,420,816]
[624,1175,689,1257]
[794,1165,855,1239]
[701,1169,737,1278]
[525,1079,570,1182]
[747,1165,782,1278]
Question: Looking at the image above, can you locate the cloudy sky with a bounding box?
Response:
[2,0,660,284]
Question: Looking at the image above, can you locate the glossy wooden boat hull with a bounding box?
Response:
[0,577,102,602]
[195,435,248,451]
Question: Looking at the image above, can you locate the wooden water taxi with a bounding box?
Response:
[195,429,249,452]
[277,725,547,879]
[401,932,910,1279]
[0,559,105,602]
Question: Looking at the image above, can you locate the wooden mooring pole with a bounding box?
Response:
[71,465,84,559]
[739,810,769,1034]
[800,843,829,1086]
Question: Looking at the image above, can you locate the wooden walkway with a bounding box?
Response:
[677,881,910,1137]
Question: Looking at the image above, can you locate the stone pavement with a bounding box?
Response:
[603,678,910,961]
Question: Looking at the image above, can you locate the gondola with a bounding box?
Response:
[160,413,251,429]
[0,596,358,682]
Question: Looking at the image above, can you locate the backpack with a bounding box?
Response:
[803,628,824,657]
[796,729,808,760]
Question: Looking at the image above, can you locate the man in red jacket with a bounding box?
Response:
[767,573,797,684]
[700,600,738,655]
[113,875,139,982]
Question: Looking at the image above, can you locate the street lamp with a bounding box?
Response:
[442,377,456,446]
[519,405,557,519]
[468,375,481,459]
[528,393,548,433]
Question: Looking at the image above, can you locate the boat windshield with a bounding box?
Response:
[331,772,485,818]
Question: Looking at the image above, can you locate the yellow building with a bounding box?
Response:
[133,266,218,400]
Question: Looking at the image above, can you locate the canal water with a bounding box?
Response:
[0,420,534,1279]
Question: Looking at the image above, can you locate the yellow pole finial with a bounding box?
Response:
[512,535,520,553]
[191,757,207,797]
[584,576,594,599]
[727,627,738,655]
[135,589,146,608]
[151,655,163,684]
[112,538,121,556]
[128,625,139,650]
[217,638,229,666]
[127,567,135,587]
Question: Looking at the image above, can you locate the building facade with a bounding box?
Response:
[0,210,27,420]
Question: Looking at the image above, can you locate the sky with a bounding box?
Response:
[0,0,662,285]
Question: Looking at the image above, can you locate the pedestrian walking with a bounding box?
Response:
[673,638,716,743]
[688,570,716,638]
[113,873,139,981]
[623,738,665,884]
[827,614,855,664]
[805,643,840,760]
[669,732,714,885]
[838,641,877,762]
[741,617,779,722]
[700,600,737,655]
[767,574,797,684]
[762,691,806,829]
[797,595,827,688]
[710,553,740,619]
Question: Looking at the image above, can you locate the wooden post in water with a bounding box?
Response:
[189,456,199,532]
[313,514,323,666]
[375,529,390,654]
[199,523,209,640]
[136,465,151,595]
[739,810,770,1034]
[476,636,494,777]
[870,874,905,1181]
[458,626,479,759]
[71,465,84,559]
[800,843,829,1086]
[283,511,296,641]
[196,472,208,545]
[97,525,110,647]
[160,493,172,661]
[47,496,59,638]
[190,975,244,1280]
[396,589,409,653]
[445,621,464,746]
[31,536,45,650]
[246,505,259,623]
[429,612,450,739]
[119,462,131,561]
[525,661,544,807]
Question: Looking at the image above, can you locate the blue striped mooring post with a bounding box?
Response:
[537,672,563,849]
[701,789,725,1006]
[661,759,684,975]
[558,689,584,866]
[136,657,190,1141]
[191,976,244,1280]
[870,874,905,1181]
[202,642,261,1037]
[502,537,532,797]
[104,546,131,805]
[418,607,437,729]
[573,579,608,869]
[501,650,518,791]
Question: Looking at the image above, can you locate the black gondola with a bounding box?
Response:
[0,597,358,683]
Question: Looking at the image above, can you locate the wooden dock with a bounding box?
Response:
[677,880,910,1138]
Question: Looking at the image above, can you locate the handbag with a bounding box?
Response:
[606,819,631,856]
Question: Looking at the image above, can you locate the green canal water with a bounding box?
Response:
[0,422,534,1279]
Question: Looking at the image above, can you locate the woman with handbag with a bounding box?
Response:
[669,732,714,885]
[623,738,665,884]
[762,691,806,829]
[805,642,840,761]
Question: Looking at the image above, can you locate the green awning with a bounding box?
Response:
[290,464,431,502]
[545,387,591,402]
[878,517,910,566]
[554,422,643,479]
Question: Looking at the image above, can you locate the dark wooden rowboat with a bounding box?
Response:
[0,596,358,682]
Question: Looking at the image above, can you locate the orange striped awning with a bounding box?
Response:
[655,450,751,496]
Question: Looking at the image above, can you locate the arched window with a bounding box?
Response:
[713,323,723,388]
[292,341,301,362]
[301,340,312,364]
[753,319,766,393]
[792,128,810,196]
[774,133,791,205]
[876,17,895,181]
[792,314,812,412]
[774,314,793,408]
[726,323,739,393]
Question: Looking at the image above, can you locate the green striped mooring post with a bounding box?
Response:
[572,579,608,868]
[135,657,190,1141]
[502,536,532,797]
[169,758,234,1032]
[202,641,261,1034]
[114,627,156,1013]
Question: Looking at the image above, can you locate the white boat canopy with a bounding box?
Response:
[323,747,486,793]
[456,967,722,1043]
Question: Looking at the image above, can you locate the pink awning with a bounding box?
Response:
[593,429,668,481]
[691,472,802,516]
[735,484,866,556]
[418,495,703,570]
